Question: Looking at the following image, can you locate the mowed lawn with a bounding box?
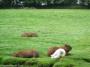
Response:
[0,9,90,67]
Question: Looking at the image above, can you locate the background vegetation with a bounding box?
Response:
[0,9,90,67]
[0,0,90,8]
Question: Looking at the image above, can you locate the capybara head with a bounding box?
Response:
[47,46,59,56]
[13,50,39,58]
[62,44,72,54]
[21,32,38,37]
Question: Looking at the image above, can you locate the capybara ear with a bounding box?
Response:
[47,46,59,56]
[21,32,38,37]
[13,49,39,58]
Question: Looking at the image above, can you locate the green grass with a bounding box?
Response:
[0,9,90,67]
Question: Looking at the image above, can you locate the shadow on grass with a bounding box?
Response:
[0,56,57,67]
[0,55,90,67]
[83,58,90,63]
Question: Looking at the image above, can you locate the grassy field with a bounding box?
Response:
[0,9,90,67]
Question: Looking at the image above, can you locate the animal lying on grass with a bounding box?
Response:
[21,32,38,37]
[13,44,71,59]
[48,44,72,59]
[13,49,39,58]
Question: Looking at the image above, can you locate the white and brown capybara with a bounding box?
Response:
[47,44,72,57]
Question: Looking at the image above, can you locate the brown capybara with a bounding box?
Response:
[13,50,39,58]
[47,44,72,56]
[21,32,38,37]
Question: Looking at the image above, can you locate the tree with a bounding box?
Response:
[63,0,73,5]
[1,0,12,8]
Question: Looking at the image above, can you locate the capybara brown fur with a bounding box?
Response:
[47,44,72,56]
[13,50,39,58]
[21,32,38,37]
[47,46,59,56]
